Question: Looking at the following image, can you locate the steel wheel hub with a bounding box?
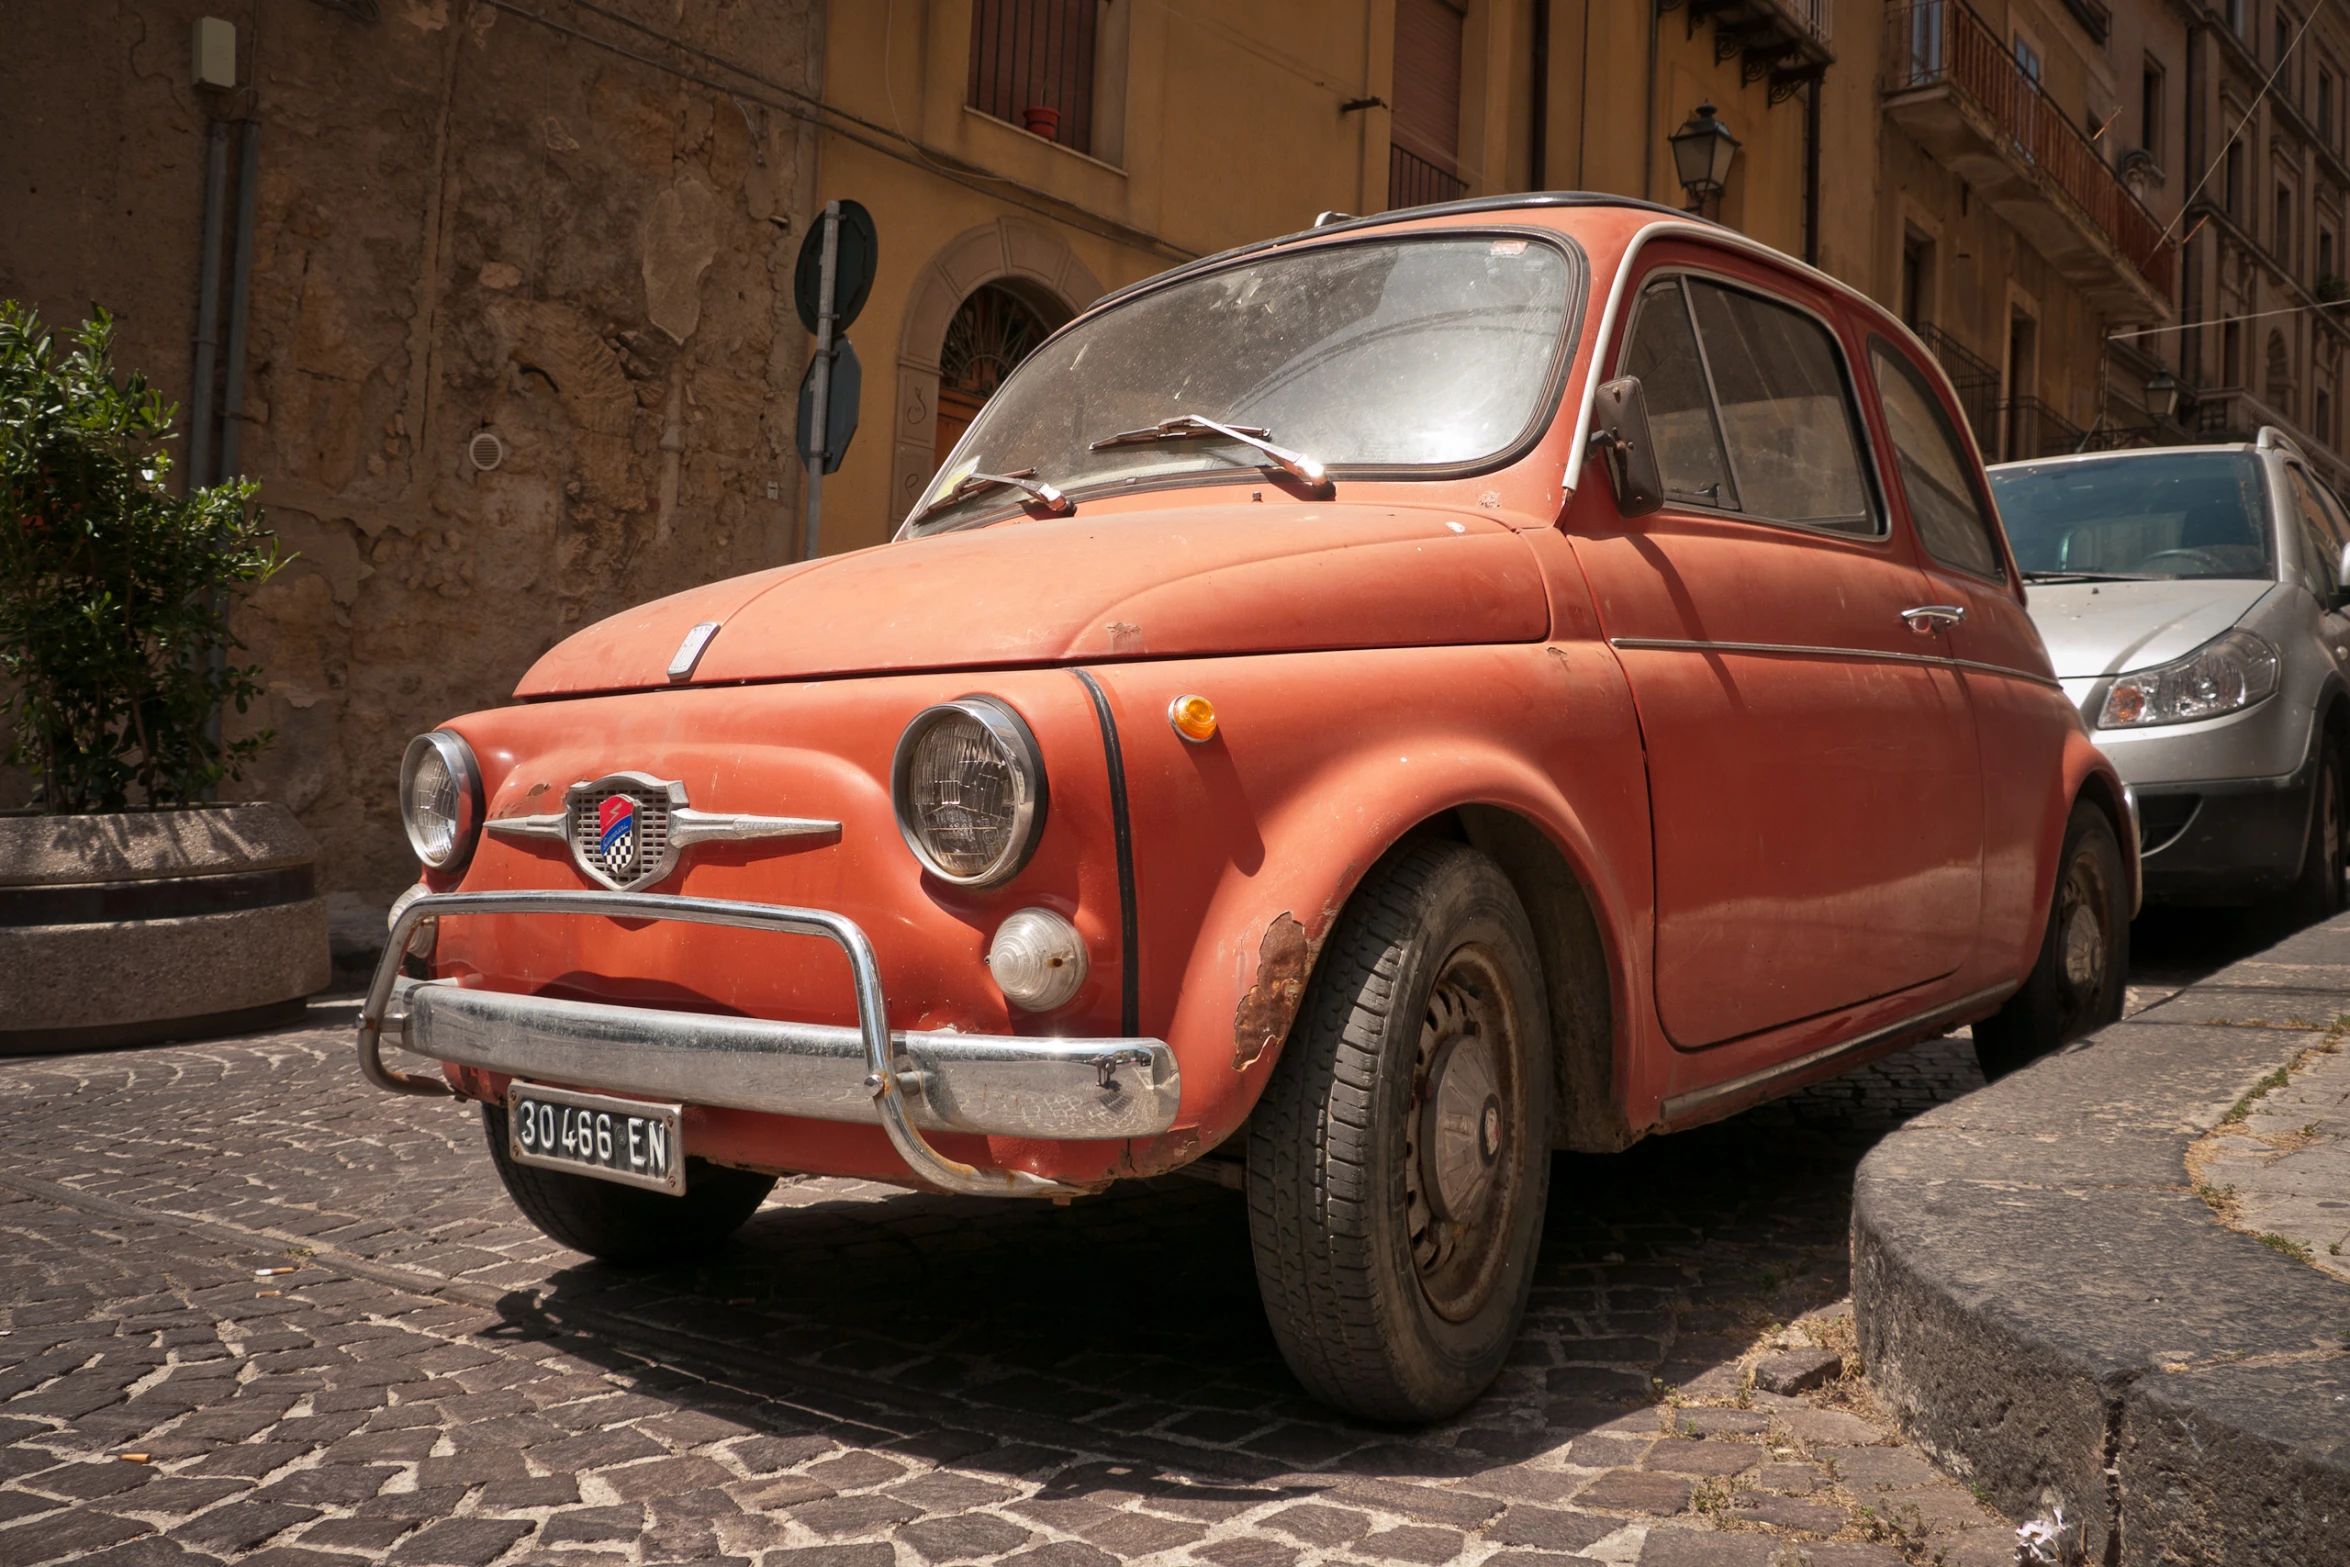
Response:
[1402,947,1522,1323]
[2061,902,2104,995]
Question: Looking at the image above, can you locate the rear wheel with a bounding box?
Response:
[1974,800,2129,1082]
[2288,740,2346,920]
[1246,842,1552,1421]
[482,1104,776,1265]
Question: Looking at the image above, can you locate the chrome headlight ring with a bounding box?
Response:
[399,729,485,872]
[891,696,1049,888]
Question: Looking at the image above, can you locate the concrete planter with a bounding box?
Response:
[0,804,330,1053]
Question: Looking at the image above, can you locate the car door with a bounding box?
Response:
[1569,253,1984,1049]
[1862,336,2060,958]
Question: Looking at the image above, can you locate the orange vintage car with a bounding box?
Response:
[360,195,2137,1420]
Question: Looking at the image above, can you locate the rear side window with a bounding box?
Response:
[1869,343,2005,579]
[1620,274,1878,535]
[2285,465,2343,604]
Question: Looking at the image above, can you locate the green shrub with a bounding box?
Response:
[0,302,284,813]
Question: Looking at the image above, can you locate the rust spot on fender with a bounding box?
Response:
[1233,912,1313,1072]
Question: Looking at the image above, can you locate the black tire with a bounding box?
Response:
[2288,739,2346,921]
[1245,841,1552,1421]
[1974,800,2129,1082]
[482,1104,776,1265]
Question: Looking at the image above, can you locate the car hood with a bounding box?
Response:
[516,502,1550,696]
[2025,578,2277,678]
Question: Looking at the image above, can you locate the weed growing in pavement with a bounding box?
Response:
[2196,1182,2241,1220]
[2223,1068,2292,1123]
[2260,1232,2315,1262]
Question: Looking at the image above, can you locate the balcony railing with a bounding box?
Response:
[1389,145,1467,210]
[1886,1,2174,297]
[1916,323,2001,454]
[2001,396,2088,461]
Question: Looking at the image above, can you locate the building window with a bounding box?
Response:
[2267,330,2296,417]
[934,284,1057,468]
[967,0,1099,155]
[2013,31,2043,84]
[2225,319,2245,387]
[1389,0,1467,208]
[2319,386,2335,446]
[1902,231,1936,330]
[2142,59,2166,163]
[2228,0,2247,40]
[2321,225,2337,286]
[2279,184,2297,270]
[2226,139,2246,217]
[2322,67,2338,148]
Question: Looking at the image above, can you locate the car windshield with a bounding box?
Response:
[1987,451,2273,580]
[903,233,1581,536]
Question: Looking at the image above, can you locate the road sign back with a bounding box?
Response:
[794,201,877,335]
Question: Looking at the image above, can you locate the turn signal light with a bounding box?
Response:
[1168,694,1218,743]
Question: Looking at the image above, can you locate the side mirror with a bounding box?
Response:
[1588,375,1665,519]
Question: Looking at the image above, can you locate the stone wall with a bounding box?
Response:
[0,0,823,914]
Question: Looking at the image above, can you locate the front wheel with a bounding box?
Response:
[482,1104,777,1265]
[2287,740,2346,921]
[1246,842,1552,1421]
[1974,800,2129,1082]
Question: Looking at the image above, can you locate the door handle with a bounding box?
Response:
[1901,604,1967,634]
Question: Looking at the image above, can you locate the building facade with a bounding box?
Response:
[7,0,2344,911]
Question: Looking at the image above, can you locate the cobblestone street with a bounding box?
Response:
[0,912,2283,1567]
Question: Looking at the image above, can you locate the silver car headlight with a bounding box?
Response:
[399,730,484,870]
[891,697,1048,886]
[2098,629,2280,729]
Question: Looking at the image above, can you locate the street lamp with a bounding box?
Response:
[1669,102,1741,213]
[2145,366,2181,423]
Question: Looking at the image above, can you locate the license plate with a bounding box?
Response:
[507,1083,684,1194]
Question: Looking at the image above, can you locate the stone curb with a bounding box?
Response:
[1853,916,2350,1565]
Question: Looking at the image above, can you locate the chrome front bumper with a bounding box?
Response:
[357,890,1178,1199]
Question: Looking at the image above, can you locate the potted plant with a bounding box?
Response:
[0,302,327,1053]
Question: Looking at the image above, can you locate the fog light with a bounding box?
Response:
[1168,693,1218,743]
[388,882,437,961]
[986,908,1088,1013]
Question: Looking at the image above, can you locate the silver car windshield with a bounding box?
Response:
[1989,452,2274,580]
[903,234,1580,537]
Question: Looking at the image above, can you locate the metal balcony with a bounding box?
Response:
[1680,0,1835,103]
[1883,1,2175,320]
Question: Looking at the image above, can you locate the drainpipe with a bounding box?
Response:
[217,120,261,483]
[205,119,261,772]
[1531,0,1550,189]
[1643,1,1661,203]
[187,121,231,494]
[1803,78,1821,264]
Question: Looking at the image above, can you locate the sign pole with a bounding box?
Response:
[803,200,841,562]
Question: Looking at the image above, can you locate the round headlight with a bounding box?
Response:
[891,697,1048,886]
[399,730,483,871]
[987,908,1089,1012]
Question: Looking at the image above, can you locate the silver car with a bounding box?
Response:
[1989,429,2349,910]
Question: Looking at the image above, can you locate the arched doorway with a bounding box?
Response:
[891,219,1104,525]
[935,283,1059,468]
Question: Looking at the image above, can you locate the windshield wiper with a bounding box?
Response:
[906,467,1073,530]
[2021,571,2165,583]
[1090,415,1332,493]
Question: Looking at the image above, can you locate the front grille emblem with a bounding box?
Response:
[485,771,840,890]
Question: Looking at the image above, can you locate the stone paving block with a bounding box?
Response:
[386,1517,536,1565]
[1668,1410,1769,1438]
[1751,1350,1843,1397]
[789,1494,923,1537]
[801,1452,908,1490]
[170,1502,320,1553]
[1488,1504,1615,1553]
[1189,1539,1299,1567]
[1574,1469,1692,1515]
[1355,1525,1463,1563]
[1073,1510,1205,1555]
[1820,1448,1936,1492]
[0,1508,152,1566]
[1640,1440,1759,1477]
[295,1520,418,1551]
[1754,1464,1821,1495]
[1768,1409,1878,1447]
[1262,1502,1373,1545]
[1634,1529,1779,1566]
[599,1455,738,1502]
[23,1458,157,1499]
[739,1475,839,1510]
[898,1513,1035,1562]
[1728,1494,1843,1533]
[182,1443,307,1479]
[478,1474,578,1509]
[1002,1545,1121,1567]
[762,1547,895,1567]
[353,1485,472,1520]
[884,1473,1014,1512]
[1925,1528,2021,1566]
[71,1538,225,1567]
[251,1465,397,1508]
[1324,1478,1504,1527]
[1779,1545,1902,1567]
[1454,1467,1583,1504]
[543,1505,646,1543]
[0,1493,65,1525]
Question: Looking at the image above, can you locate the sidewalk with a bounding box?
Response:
[1851,917,2350,1565]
